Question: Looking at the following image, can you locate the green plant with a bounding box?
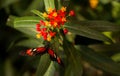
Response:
[4,0,120,76]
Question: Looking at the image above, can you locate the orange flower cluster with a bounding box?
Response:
[36,7,75,41]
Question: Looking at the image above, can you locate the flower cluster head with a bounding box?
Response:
[36,7,75,41]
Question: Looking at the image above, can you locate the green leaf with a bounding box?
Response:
[100,0,111,4]
[65,21,113,42]
[64,65,73,76]
[15,28,38,38]
[4,59,14,76]
[79,46,120,76]
[44,62,55,76]
[112,53,120,62]
[63,37,83,76]
[13,16,42,37]
[14,16,42,28]
[55,0,62,9]
[23,0,44,15]
[44,0,55,12]
[112,1,120,18]
[0,0,19,9]
[35,54,51,76]
[7,15,17,27]
[15,38,43,48]
[73,21,120,32]
[89,44,120,53]
[31,10,45,19]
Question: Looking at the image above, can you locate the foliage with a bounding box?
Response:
[0,0,120,76]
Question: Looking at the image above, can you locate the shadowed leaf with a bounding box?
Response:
[63,36,83,76]
[73,21,120,32]
[35,54,51,76]
[79,46,120,76]
[65,21,113,42]
[44,62,55,76]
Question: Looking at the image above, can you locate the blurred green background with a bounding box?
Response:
[0,0,120,76]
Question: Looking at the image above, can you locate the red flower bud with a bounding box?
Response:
[49,31,56,37]
[40,20,45,26]
[36,23,41,32]
[36,23,41,27]
[69,10,75,16]
[63,28,68,34]
[36,27,41,32]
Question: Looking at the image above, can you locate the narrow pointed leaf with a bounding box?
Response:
[44,0,55,12]
[74,21,120,32]
[16,38,43,48]
[13,16,42,37]
[65,22,112,42]
[89,44,120,52]
[31,10,45,20]
[35,54,51,76]
[79,46,120,76]
[64,65,73,76]
[56,0,62,9]
[63,37,83,76]
[15,28,38,38]
[14,16,41,28]
[7,15,17,27]
[44,62,55,76]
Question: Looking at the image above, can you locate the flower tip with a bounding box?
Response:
[61,6,66,12]
[36,34,41,38]
[43,12,48,17]
[50,31,56,37]
[47,36,51,41]
[48,7,53,13]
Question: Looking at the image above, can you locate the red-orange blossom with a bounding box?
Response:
[36,7,75,41]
